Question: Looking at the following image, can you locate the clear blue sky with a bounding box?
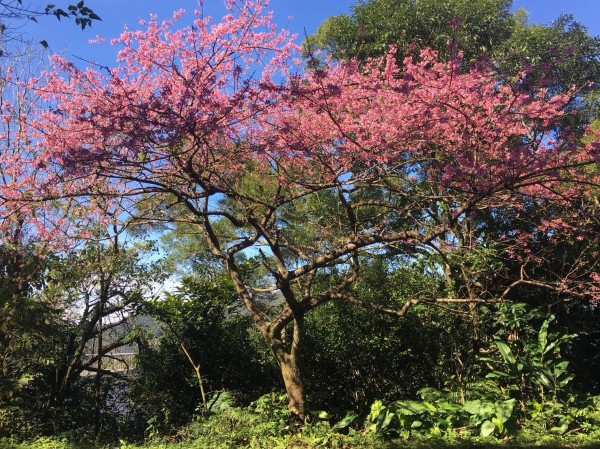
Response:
[22,0,600,66]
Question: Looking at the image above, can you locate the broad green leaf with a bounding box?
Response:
[494,399,516,422]
[399,415,412,430]
[379,411,395,430]
[411,420,423,429]
[332,411,358,430]
[17,375,33,387]
[554,360,570,373]
[492,417,504,433]
[537,372,553,389]
[463,399,483,415]
[395,400,429,415]
[552,423,569,435]
[517,362,524,372]
[494,339,516,365]
[558,374,575,388]
[538,319,549,352]
[544,339,560,355]
[430,425,442,436]
[368,400,385,422]
[437,402,461,414]
[480,419,496,437]
[423,401,437,412]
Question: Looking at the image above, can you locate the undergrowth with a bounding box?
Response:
[3,390,600,449]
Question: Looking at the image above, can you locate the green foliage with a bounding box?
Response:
[480,307,576,406]
[362,303,593,441]
[364,390,600,441]
[0,237,166,441]
[366,391,516,439]
[0,245,50,409]
[495,13,600,96]
[304,258,477,413]
[251,391,289,422]
[462,398,516,437]
[131,274,278,432]
[1,1,599,446]
[157,394,380,449]
[558,299,600,395]
[4,392,600,448]
[306,0,514,63]
[0,436,71,449]
[143,275,238,337]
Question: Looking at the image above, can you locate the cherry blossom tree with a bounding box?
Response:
[0,0,598,419]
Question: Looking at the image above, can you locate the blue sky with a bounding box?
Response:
[22,0,600,67]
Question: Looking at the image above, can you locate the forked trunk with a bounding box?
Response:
[223,253,308,420]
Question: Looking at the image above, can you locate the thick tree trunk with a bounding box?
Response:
[94,310,103,436]
[270,316,307,421]
[279,351,306,420]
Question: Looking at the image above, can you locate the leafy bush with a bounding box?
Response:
[480,315,576,406]
[365,389,517,439]
[462,398,516,437]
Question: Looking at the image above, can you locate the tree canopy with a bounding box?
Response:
[305,0,514,62]
[0,0,599,422]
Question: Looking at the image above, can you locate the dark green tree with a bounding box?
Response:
[306,0,513,63]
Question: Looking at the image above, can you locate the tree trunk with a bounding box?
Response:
[94,309,103,436]
[279,351,306,420]
[220,252,308,419]
[270,316,307,421]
